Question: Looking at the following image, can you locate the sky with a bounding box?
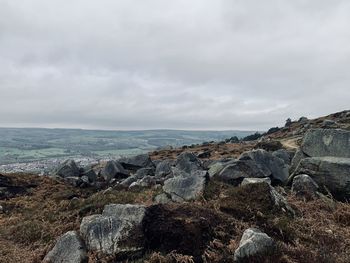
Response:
[0,0,349,131]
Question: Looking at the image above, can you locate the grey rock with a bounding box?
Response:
[322,119,337,128]
[0,205,3,213]
[301,129,350,158]
[175,152,202,173]
[129,176,156,189]
[290,148,307,174]
[135,167,155,179]
[197,150,211,158]
[272,149,293,165]
[298,116,309,124]
[119,154,154,171]
[240,149,289,184]
[217,160,267,185]
[155,160,173,178]
[294,157,350,199]
[43,231,87,263]
[81,169,97,183]
[101,160,128,182]
[241,177,271,186]
[234,228,275,262]
[120,176,137,187]
[80,204,146,256]
[292,174,319,198]
[64,177,83,187]
[55,160,80,178]
[163,170,208,202]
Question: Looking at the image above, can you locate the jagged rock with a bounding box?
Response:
[239,149,289,184]
[301,129,350,158]
[234,228,275,262]
[217,160,267,185]
[119,154,154,171]
[163,170,208,202]
[80,204,146,257]
[135,167,155,179]
[101,160,129,182]
[272,149,293,165]
[55,160,80,178]
[292,174,319,198]
[208,162,226,178]
[43,231,87,263]
[294,157,350,199]
[81,169,97,183]
[175,152,202,173]
[241,177,271,186]
[155,160,173,178]
[290,148,307,174]
[129,176,157,189]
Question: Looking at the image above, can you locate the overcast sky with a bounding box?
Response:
[0,0,349,131]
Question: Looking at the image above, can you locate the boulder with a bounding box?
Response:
[239,149,289,184]
[129,176,157,189]
[64,177,83,187]
[294,157,350,199]
[119,154,154,171]
[290,148,307,174]
[101,160,128,182]
[234,228,275,262]
[135,167,155,179]
[155,160,173,178]
[208,162,226,178]
[197,150,211,158]
[175,152,202,173]
[154,193,172,204]
[119,176,137,188]
[272,149,293,165]
[80,204,146,257]
[322,119,337,128]
[163,170,208,202]
[55,160,80,178]
[241,177,271,186]
[291,174,319,198]
[301,129,350,158]
[43,231,87,263]
[217,160,267,185]
[81,169,97,183]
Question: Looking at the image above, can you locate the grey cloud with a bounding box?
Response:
[0,0,349,130]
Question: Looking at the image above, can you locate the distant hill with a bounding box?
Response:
[0,128,255,164]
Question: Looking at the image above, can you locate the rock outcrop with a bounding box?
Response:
[101,160,129,182]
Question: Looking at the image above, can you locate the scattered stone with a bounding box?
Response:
[43,231,87,263]
[163,170,208,202]
[234,228,275,262]
[119,176,137,188]
[80,204,146,257]
[55,160,80,178]
[294,157,350,199]
[101,160,129,182]
[322,119,337,128]
[64,177,83,187]
[241,177,271,186]
[292,174,319,198]
[154,193,172,204]
[129,176,157,189]
[81,169,97,183]
[175,152,202,173]
[119,154,154,171]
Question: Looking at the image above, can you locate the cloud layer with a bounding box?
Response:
[1,0,349,130]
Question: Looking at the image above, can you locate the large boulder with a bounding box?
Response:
[301,129,350,158]
[272,149,293,165]
[80,204,146,257]
[43,231,87,263]
[217,160,267,185]
[101,160,129,182]
[234,228,275,262]
[175,152,202,173]
[294,157,350,199]
[239,149,289,184]
[291,174,319,198]
[55,160,80,178]
[119,154,154,171]
[135,167,155,179]
[163,170,208,202]
[155,160,173,178]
